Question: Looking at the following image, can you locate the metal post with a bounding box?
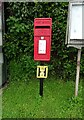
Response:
[40,78,43,96]
[0,2,7,87]
[75,49,81,96]
[39,62,44,97]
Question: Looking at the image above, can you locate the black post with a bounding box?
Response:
[39,62,44,97]
[40,78,44,96]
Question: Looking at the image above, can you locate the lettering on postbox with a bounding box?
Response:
[34,18,52,61]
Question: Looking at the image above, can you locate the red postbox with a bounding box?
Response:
[34,18,52,61]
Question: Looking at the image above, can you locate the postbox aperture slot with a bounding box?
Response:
[35,26,50,28]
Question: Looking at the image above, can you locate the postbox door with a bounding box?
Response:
[34,36,51,61]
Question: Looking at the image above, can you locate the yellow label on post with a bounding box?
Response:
[37,66,48,78]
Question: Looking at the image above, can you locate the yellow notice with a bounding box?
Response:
[37,66,48,78]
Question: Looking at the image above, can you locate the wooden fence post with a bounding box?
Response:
[75,49,81,96]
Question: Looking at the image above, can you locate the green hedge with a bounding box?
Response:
[4,2,84,80]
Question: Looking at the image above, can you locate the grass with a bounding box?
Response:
[2,78,83,118]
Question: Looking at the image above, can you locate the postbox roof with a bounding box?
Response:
[34,18,52,27]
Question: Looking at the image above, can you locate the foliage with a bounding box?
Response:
[3,2,84,80]
[8,56,39,82]
[80,52,84,78]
